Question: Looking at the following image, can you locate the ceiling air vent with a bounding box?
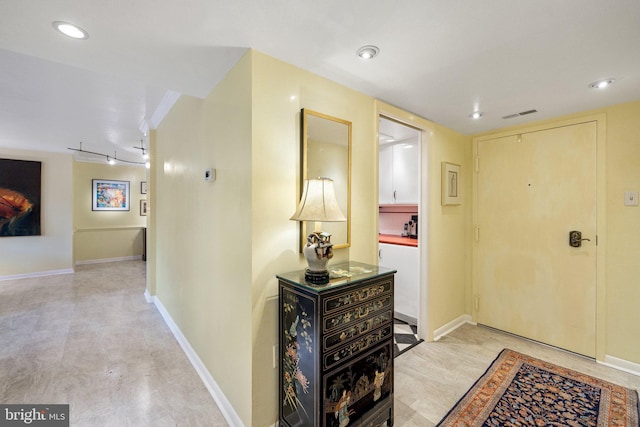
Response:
[502,109,538,119]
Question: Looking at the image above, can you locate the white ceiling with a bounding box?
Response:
[1,0,639,163]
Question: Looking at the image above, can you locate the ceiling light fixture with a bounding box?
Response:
[469,111,484,120]
[357,45,380,60]
[52,21,89,40]
[134,140,149,160]
[589,78,615,89]
[68,142,146,165]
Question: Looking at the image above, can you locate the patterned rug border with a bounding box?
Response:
[436,348,640,427]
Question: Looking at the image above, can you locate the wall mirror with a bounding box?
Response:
[301,109,352,250]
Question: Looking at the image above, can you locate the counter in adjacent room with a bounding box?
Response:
[378,234,418,247]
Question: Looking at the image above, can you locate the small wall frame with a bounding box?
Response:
[442,162,461,205]
[140,200,148,216]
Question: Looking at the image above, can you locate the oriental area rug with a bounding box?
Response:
[437,349,639,427]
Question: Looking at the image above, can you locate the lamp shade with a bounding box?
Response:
[290,178,346,222]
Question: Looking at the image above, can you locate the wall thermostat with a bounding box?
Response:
[624,191,638,206]
[205,168,216,182]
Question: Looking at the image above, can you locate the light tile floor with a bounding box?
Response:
[3,261,639,427]
[0,261,228,427]
[393,323,640,426]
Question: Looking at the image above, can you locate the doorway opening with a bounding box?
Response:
[378,115,423,357]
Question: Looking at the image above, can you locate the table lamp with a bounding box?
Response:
[290,178,346,284]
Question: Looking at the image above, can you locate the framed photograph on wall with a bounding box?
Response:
[92,179,130,211]
[140,200,148,216]
[141,181,148,194]
[442,162,461,205]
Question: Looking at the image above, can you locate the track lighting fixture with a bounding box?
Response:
[68,142,146,165]
[134,140,149,160]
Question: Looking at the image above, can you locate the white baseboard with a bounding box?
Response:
[394,311,417,325]
[599,355,640,377]
[143,289,154,303]
[75,255,142,266]
[153,298,244,427]
[0,268,74,282]
[433,314,474,341]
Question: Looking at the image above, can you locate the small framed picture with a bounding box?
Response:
[140,200,148,216]
[442,162,461,205]
[141,181,148,194]
[92,179,130,211]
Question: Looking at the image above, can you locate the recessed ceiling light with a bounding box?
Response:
[589,78,615,89]
[469,111,484,119]
[52,21,89,40]
[357,45,379,60]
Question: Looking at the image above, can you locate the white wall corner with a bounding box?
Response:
[143,289,154,303]
[599,355,640,377]
[153,298,244,427]
[433,314,474,341]
[149,90,181,129]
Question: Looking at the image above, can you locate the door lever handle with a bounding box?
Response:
[569,230,590,248]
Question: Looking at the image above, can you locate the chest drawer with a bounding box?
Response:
[323,324,393,370]
[323,294,392,333]
[323,310,393,351]
[323,278,392,315]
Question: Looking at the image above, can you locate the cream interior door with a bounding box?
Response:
[475,122,597,357]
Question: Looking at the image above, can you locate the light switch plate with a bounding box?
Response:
[624,191,639,206]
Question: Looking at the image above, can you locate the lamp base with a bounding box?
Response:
[304,269,330,285]
[302,231,333,285]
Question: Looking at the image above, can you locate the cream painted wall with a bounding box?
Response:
[250,51,378,425]
[429,123,471,333]
[471,100,640,365]
[152,49,471,425]
[73,161,147,263]
[146,130,157,297]
[0,148,73,277]
[154,53,253,425]
[602,101,640,364]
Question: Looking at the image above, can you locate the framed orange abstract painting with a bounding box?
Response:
[0,158,41,237]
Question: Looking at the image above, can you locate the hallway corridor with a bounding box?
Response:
[0,261,227,426]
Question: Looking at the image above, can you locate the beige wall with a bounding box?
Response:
[250,51,379,425]
[471,100,640,365]
[152,49,471,425]
[146,130,157,297]
[73,161,147,263]
[602,101,640,364]
[0,148,73,277]
[154,53,253,425]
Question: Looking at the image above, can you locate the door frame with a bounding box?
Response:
[471,113,607,360]
[375,101,432,342]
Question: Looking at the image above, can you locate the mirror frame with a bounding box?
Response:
[300,108,352,251]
